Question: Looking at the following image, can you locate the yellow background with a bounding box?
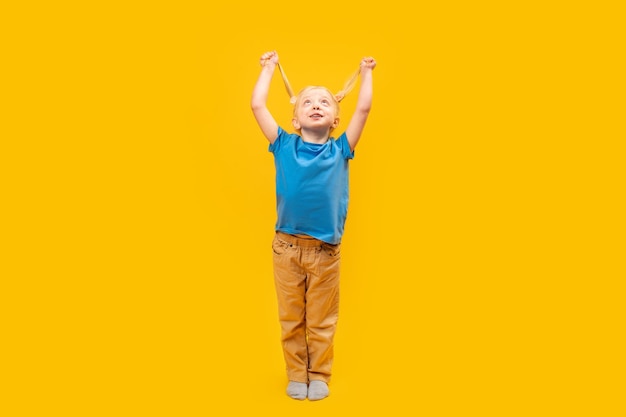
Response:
[2,1,624,415]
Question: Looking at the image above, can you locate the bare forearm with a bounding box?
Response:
[345,57,376,150]
[251,65,276,110]
[354,68,373,114]
[252,51,280,142]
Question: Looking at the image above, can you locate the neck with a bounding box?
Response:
[300,128,331,144]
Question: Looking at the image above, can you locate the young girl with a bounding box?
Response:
[251,50,376,401]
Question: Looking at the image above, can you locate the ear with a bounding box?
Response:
[332,117,340,128]
[292,118,300,130]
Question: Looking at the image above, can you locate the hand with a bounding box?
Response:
[360,56,376,70]
[260,50,279,67]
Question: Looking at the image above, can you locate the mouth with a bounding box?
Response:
[309,113,324,119]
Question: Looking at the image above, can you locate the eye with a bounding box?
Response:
[321,100,329,105]
[303,99,311,105]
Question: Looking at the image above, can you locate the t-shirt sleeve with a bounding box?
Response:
[268,126,287,154]
[336,132,355,160]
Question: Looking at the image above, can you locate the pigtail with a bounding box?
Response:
[277,63,297,104]
[335,67,361,102]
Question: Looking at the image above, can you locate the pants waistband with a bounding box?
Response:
[275,231,339,248]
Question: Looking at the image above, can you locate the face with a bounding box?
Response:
[292,87,340,133]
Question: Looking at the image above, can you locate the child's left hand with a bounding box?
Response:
[360,57,377,70]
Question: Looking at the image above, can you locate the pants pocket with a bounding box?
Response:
[272,235,292,255]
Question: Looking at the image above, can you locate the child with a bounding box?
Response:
[251,50,376,401]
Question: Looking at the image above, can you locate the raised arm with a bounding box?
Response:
[345,57,376,151]
[251,51,280,144]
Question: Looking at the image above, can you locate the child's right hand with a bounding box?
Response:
[360,56,377,70]
[260,51,279,67]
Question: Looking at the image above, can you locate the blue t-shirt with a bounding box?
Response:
[269,127,354,244]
